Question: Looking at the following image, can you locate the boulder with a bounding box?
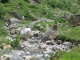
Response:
[10,11,24,19]
[9,18,20,25]
[20,28,33,40]
[63,14,80,26]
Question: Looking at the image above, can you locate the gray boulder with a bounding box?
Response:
[9,18,20,25]
[10,11,24,20]
[20,28,33,40]
[63,14,80,26]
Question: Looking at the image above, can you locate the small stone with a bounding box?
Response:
[56,40,62,45]
[39,44,47,49]
[44,54,50,58]
[2,43,12,49]
[1,54,12,60]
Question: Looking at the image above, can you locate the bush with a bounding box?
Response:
[1,0,9,3]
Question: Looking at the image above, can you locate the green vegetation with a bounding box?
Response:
[49,46,80,60]
[0,37,10,48]
[0,0,80,59]
[11,34,20,48]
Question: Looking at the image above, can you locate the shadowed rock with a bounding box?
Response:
[63,14,80,27]
[10,11,24,20]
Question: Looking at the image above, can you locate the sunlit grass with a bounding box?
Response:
[49,46,80,60]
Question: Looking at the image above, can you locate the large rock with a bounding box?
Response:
[20,28,33,40]
[63,14,80,26]
[9,18,20,25]
[10,11,24,20]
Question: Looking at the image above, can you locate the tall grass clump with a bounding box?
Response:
[11,34,20,48]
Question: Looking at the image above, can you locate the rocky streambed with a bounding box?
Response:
[0,17,76,60]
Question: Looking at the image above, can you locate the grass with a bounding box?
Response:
[0,21,8,37]
[58,23,80,41]
[49,46,80,60]
[32,20,55,32]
